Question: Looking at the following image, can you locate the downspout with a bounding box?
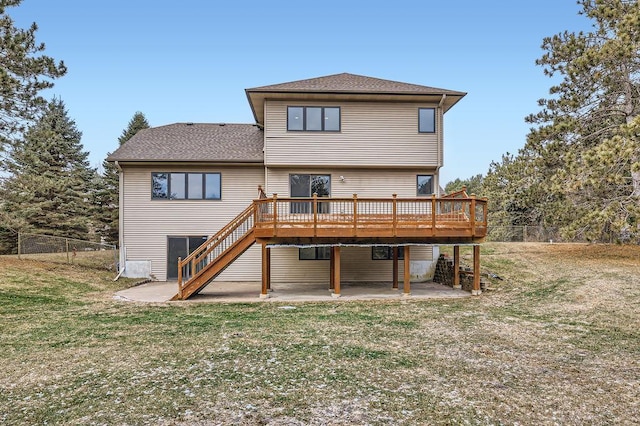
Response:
[437,94,446,195]
[113,160,125,280]
[263,99,269,194]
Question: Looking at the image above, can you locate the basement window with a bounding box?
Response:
[299,247,331,260]
[152,172,221,200]
[372,246,404,260]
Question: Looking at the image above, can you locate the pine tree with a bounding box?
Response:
[484,0,640,242]
[95,112,150,245]
[0,0,66,150]
[444,174,484,196]
[117,112,150,146]
[0,99,95,252]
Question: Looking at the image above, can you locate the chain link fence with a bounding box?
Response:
[18,233,118,270]
[485,226,626,243]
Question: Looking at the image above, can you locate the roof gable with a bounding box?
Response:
[245,73,466,125]
[246,73,465,95]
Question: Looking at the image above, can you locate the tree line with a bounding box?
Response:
[0,1,149,253]
[447,0,639,243]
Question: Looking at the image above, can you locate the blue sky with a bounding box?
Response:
[11,0,591,184]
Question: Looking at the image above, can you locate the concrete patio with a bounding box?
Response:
[114,280,470,303]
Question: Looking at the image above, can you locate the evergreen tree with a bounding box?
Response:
[444,174,484,196]
[0,99,94,252]
[526,0,640,241]
[95,112,149,245]
[483,0,639,242]
[0,0,66,150]
[117,111,150,146]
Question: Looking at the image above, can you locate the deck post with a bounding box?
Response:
[177,257,183,300]
[470,195,476,237]
[261,244,270,298]
[431,195,437,236]
[403,245,411,296]
[392,194,397,237]
[332,246,341,297]
[353,194,358,236]
[392,246,399,289]
[453,245,461,289]
[313,193,318,237]
[329,247,335,290]
[266,246,271,291]
[272,193,278,236]
[472,244,481,296]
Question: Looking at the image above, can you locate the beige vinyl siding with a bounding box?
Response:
[270,248,328,284]
[121,165,264,281]
[265,167,435,283]
[265,168,439,198]
[264,100,442,168]
[341,246,433,281]
[269,246,433,284]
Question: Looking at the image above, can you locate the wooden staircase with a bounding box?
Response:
[171,204,256,300]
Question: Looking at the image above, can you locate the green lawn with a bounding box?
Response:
[1,243,639,425]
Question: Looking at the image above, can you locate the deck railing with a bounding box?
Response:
[253,194,487,239]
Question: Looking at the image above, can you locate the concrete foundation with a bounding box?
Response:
[122,260,152,278]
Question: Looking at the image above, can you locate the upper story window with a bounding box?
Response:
[152,172,221,200]
[287,106,340,132]
[419,108,435,133]
[417,175,434,196]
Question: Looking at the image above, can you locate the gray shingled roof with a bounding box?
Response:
[107,123,263,163]
[246,72,465,95]
[245,73,466,124]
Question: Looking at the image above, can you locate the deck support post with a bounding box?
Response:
[332,246,341,297]
[392,247,399,289]
[472,244,481,296]
[261,244,271,298]
[329,247,335,290]
[453,245,461,289]
[177,257,183,300]
[403,245,411,296]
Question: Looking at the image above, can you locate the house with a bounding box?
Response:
[107,73,487,300]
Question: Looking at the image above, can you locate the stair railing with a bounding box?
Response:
[177,203,256,298]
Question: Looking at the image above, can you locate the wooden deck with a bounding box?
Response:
[253,194,487,244]
[173,191,488,300]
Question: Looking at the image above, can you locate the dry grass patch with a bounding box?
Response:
[1,244,639,425]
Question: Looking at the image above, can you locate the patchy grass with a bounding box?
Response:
[1,244,639,425]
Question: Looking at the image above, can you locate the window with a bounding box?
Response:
[417,175,433,196]
[287,106,340,131]
[290,174,330,213]
[372,246,404,260]
[419,108,435,133]
[299,247,331,260]
[152,172,221,200]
